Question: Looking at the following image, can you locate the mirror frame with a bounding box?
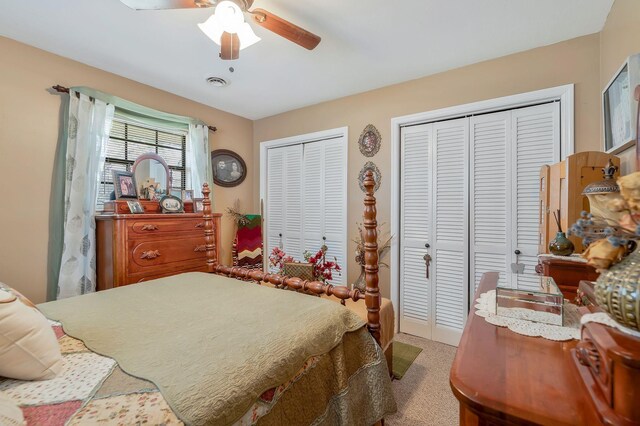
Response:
[131,153,172,196]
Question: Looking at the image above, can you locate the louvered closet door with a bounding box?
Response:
[511,103,560,290]
[431,118,469,346]
[282,145,304,260]
[470,112,512,300]
[266,147,285,272]
[302,141,323,257]
[321,137,348,285]
[301,138,347,285]
[400,124,432,339]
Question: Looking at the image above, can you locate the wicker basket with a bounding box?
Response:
[283,262,315,281]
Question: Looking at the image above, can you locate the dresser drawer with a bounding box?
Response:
[128,236,207,273]
[129,218,205,236]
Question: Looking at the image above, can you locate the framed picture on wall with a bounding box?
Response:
[211,149,247,187]
[603,54,640,153]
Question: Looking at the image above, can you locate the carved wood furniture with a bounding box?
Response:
[573,320,640,425]
[539,152,620,254]
[537,255,600,301]
[200,170,383,346]
[95,209,221,290]
[450,272,601,425]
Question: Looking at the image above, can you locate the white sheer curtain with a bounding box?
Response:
[187,124,212,200]
[57,92,114,299]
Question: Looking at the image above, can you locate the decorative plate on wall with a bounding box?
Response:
[358,161,381,193]
[358,124,381,157]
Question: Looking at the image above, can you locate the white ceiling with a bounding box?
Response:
[0,0,613,120]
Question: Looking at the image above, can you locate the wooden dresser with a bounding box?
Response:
[96,211,221,290]
[450,272,601,425]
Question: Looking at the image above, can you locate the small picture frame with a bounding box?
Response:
[193,198,204,213]
[159,195,184,214]
[113,170,138,199]
[182,189,194,201]
[127,200,144,214]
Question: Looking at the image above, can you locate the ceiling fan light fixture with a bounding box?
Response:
[235,22,261,49]
[198,2,260,50]
[214,1,244,33]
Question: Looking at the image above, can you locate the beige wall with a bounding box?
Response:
[0,36,254,303]
[600,0,640,173]
[253,34,602,298]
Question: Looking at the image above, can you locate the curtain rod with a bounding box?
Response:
[51,85,217,133]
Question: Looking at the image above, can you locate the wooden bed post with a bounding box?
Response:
[363,170,381,345]
[635,85,640,171]
[202,183,217,272]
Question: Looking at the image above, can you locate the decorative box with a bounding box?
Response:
[283,262,314,281]
[495,277,564,326]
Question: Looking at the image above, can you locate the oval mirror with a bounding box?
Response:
[132,153,171,200]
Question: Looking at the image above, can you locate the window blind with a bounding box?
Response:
[96,119,187,210]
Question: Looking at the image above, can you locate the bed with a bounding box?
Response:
[0,171,396,425]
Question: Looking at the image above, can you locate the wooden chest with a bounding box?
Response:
[96,212,221,290]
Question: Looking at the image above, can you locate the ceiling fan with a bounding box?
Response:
[120,0,321,60]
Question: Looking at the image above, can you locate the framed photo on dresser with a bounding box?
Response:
[113,170,138,199]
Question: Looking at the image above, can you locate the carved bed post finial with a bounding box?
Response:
[202,183,217,272]
[363,170,381,346]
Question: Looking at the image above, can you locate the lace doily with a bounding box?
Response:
[581,312,640,338]
[475,290,581,341]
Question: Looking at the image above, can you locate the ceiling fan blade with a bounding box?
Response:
[119,0,215,10]
[250,8,320,50]
[220,32,240,60]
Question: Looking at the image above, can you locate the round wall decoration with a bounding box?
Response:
[358,161,382,193]
[358,124,381,157]
[211,149,247,188]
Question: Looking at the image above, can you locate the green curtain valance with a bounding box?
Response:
[71,86,207,132]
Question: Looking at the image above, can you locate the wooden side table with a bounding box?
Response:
[450,272,601,425]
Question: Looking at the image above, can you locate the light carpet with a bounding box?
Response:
[386,333,459,425]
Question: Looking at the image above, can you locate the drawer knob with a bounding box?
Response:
[195,222,204,229]
[576,341,601,375]
[141,250,161,260]
[194,245,207,252]
[141,224,159,231]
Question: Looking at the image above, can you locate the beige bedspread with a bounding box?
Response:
[38,273,394,425]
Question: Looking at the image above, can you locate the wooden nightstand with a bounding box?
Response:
[537,255,599,301]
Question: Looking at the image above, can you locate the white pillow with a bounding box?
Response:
[0,288,62,380]
[0,394,24,426]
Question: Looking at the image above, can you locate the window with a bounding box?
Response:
[97,119,187,209]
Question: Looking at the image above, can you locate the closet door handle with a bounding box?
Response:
[279,233,282,237]
[425,243,430,248]
[514,249,521,255]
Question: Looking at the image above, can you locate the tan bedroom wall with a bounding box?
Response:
[0,36,254,303]
[253,33,602,299]
[600,0,640,173]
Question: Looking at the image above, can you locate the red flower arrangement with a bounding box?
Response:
[303,248,341,283]
[268,245,341,283]
[268,247,293,274]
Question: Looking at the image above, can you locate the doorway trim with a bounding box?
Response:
[389,84,575,332]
